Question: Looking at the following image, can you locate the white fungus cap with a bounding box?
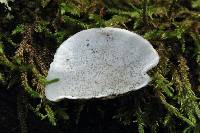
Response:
[45,27,159,101]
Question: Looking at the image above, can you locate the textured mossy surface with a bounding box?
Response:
[0,0,199,133]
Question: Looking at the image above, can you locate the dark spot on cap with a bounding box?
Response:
[91,49,97,53]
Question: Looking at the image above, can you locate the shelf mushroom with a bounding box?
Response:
[45,27,159,101]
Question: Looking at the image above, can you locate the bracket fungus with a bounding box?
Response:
[45,27,159,101]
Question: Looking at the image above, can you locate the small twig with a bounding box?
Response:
[17,88,28,133]
[142,0,147,24]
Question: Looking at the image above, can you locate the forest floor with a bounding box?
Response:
[0,0,200,133]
